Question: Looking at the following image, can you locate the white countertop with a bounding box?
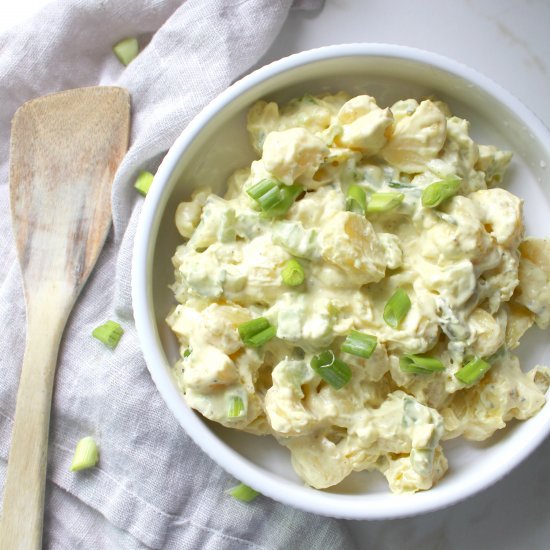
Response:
[271,0,550,129]
[3,1,549,548]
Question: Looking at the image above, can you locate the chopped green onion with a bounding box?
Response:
[246,179,303,217]
[227,483,260,502]
[247,179,281,209]
[366,192,405,213]
[341,330,377,359]
[273,184,304,217]
[112,37,139,66]
[238,317,276,347]
[183,347,192,358]
[400,354,445,374]
[70,436,99,471]
[346,184,367,214]
[92,320,124,349]
[227,395,247,419]
[421,177,461,208]
[455,356,491,385]
[134,170,154,196]
[383,288,411,329]
[388,181,410,189]
[281,259,305,286]
[310,350,351,390]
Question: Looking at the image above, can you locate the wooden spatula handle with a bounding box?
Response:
[1,86,129,548]
[0,292,72,550]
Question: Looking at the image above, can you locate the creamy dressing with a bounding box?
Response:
[167,92,550,493]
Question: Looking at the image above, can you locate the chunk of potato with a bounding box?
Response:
[381,100,447,173]
[319,211,386,285]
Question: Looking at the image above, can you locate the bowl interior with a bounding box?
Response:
[140,47,550,518]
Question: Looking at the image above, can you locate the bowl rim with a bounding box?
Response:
[132,42,550,519]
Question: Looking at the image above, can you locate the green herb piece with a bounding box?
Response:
[238,317,276,347]
[366,192,405,213]
[383,289,411,329]
[346,184,367,214]
[421,177,461,208]
[269,183,303,217]
[455,356,491,385]
[388,181,410,189]
[183,348,192,358]
[341,330,377,359]
[400,354,445,374]
[112,37,139,66]
[227,395,246,419]
[70,436,99,471]
[227,483,260,502]
[281,258,305,287]
[246,179,280,209]
[310,350,351,390]
[92,320,124,349]
[134,170,154,196]
[246,179,303,217]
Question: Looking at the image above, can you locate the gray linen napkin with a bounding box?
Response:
[0,0,356,548]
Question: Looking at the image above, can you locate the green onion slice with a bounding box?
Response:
[421,177,461,208]
[246,179,303,217]
[310,350,351,390]
[455,356,491,385]
[227,395,247,419]
[70,436,99,472]
[400,354,445,374]
[227,483,260,502]
[112,37,139,66]
[366,192,405,213]
[281,258,305,286]
[341,330,377,359]
[383,289,411,329]
[247,179,281,209]
[346,185,367,214]
[183,347,192,358]
[266,182,303,217]
[92,320,124,349]
[134,170,154,196]
[238,317,276,347]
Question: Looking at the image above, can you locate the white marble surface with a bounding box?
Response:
[270,0,550,128]
[2,1,550,548]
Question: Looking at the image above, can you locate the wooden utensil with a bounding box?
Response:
[0,87,130,549]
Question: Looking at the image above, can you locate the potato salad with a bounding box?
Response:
[167,92,550,493]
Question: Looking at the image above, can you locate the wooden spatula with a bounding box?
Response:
[0,87,130,549]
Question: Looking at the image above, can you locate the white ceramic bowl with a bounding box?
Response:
[132,44,550,519]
